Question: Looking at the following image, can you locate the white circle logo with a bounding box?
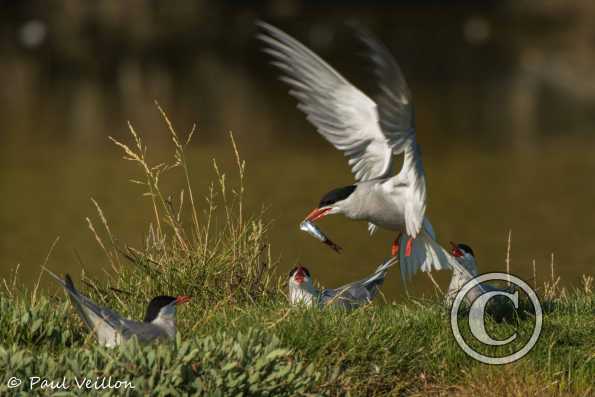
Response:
[450,272,543,365]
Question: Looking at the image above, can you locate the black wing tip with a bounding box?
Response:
[347,21,378,46]
[64,274,75,289]
[345,19,363,30]
[348,24,395,65]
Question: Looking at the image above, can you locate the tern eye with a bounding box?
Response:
[288,267,297,278]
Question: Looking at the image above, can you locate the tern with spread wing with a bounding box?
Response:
[258,22,459,282]
[288,257,396,309]
[44,268,191,347]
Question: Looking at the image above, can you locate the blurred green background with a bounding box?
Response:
[1,0,594,299]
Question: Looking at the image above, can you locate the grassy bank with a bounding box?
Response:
[1,109,593,396]
[1,282,593,396]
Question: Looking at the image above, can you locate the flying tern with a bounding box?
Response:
[258,22,459,283]
[288,257,396,309]
[44,268,191,347]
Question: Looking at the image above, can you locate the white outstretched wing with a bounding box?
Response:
[259,22,426,238]
[358,29,427,238]
[258,22,401,182]
[356,28,416,153]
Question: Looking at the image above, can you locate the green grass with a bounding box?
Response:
[1,286,592,396]
[1,107,593,396]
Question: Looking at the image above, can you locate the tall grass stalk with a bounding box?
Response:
[90,105,281,314]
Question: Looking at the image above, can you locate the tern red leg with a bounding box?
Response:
[391,233,402,257]
[405,238,413,257]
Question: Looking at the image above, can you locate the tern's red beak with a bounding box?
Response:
[450,242,464,258]
[294,267,306,284]
[305,207,331,222]
[175,295,192,305]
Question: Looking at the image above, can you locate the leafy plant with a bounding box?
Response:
[0,328,319,396]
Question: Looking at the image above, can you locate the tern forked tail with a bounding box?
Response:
[397,220,459,284]
[43,267,123,346]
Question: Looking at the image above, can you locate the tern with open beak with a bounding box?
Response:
[446,243,513,307]
[44,268,191,347]
[258,22,460,283]
[288,257,396,310]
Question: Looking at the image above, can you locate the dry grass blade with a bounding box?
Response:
[110,117,189,251]
[506,229,512,287]
[85,105,282,310]
[32,236,61,305]
[155,101,201,241]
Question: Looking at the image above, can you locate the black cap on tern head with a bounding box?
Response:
[143,295,177,322]
[457,243,474,257]
[319,185,356,207]
[288,266,311,279]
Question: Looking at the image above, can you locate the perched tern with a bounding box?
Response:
[258,22,459,282]
[44,268,191,347]
[288,257,396,309]
[446,243,512,307]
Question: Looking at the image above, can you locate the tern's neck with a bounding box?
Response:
[446,258,479,305]
[289,282,319,306]
[151,312,177,339]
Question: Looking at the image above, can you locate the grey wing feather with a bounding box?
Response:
[319,288,367,310]
[43,268,130,345]
[395,143,427,238]
[358,28,427,238]
[356,27,416,153]
[463,277,509,304]
[115,319,168,343]
[258,21,394,182]
[320,257,396,308]
[259,22,427,238]
[44,268,168,344]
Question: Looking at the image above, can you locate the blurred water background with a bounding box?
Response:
[1,0,594,299]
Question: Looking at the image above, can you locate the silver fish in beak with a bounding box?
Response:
[299,220,342,253]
